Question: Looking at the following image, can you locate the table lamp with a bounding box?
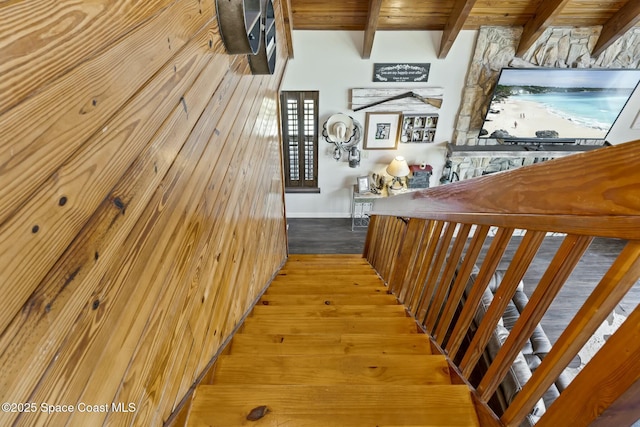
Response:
[386,156,410,190]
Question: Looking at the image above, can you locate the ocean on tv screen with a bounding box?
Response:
[480,69,640,141]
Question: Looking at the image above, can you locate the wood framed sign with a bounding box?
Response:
[373,63,430,83]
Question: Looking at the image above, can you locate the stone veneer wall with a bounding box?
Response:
[455,26,640,146]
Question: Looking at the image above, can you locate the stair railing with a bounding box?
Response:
[363,141,640,427]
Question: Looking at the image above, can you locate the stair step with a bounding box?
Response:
[228,334,433,355]
[265,283,389,295]
[277,265,376,273]
[212,354,451,385]
[185,255,480,427]
[258,294,398,306]
[250,304,407,318]
[286,254,368,262]
[240,317,419,334]
[272,274,383,283]
[188,384,480,427]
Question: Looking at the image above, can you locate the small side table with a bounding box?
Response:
[351,185,384,231]
[351,184,420,230]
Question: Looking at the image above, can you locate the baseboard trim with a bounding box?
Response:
[286,212,350,218]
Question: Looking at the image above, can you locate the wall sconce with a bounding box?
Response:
[386,156,410,190]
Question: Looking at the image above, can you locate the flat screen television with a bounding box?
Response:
[479,68,640,142]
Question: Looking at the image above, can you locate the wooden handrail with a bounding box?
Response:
[371,141,640,239]
[364,140,640,427]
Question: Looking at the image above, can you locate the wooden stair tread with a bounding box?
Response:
[265,283,390,295]
[285,254,368,261]
[276,264,378,277]
[228,333,433,355]
[213,354,450,385]
[258,294,398,305]
[271,275,384,284]
[284,260,371,267]
[188,384,480,427]
[250,304,407,317]
[240,317,420,334]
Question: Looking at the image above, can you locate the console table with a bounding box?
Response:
[351,185,417,230]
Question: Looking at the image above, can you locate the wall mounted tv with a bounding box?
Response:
[479,68,640,143]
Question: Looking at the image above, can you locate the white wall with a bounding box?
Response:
[281,30,477,218]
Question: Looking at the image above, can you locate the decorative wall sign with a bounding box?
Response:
[350,88,443,114]
[373,63,430,83]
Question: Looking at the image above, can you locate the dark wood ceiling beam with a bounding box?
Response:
[363,0,383,59]
[516,0,572,57]
[438,0,478,59]
[592,0,640,58]
[281,0,295,58]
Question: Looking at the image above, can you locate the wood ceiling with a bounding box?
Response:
[282,0,640,59]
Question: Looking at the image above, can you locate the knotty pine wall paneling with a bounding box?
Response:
[0,0,289,425]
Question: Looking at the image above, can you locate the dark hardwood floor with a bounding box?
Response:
[286,218,640,345]
[478,235,639,344]
[287,218,367,254]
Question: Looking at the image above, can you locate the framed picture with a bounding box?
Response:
[357,176,370,193]
[363,112,401,150]
[400,113,438,143]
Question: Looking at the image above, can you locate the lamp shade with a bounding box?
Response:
[386,156,410,177]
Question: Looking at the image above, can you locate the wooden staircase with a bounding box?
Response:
[186,254,480,426]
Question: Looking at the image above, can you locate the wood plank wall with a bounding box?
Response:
[0,1,289,425]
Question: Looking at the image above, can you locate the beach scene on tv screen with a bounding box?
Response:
[480,69,640,141]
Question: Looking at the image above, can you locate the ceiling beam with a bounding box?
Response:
[362,0,383,59]
[592,0,640,58]
[280,0,295,58]
[516,0,572,57]
[438,0,478,59]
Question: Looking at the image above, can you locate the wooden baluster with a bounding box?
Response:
[388,218,426,297]
[477,234,593,401]
[396,219,431,303]
[366,215,383,270]
[362,214,379,260]
[386,217,408,280]
[537,302,640,426]
[363,215,384,268]
[424,223,472,334]
[399,220,434,305]
[376,216,397,279]
[503,240,640,427]
[408,221,444,316]
[447,227,513,359]
[415,222,457,326]
[435,225,490,346]
[459,230,546,378]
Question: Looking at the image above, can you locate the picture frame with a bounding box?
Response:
[363,112,401,150]
[400,113,438,143]
[357,176,370,193]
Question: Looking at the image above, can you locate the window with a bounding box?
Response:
[280,91,319,192]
